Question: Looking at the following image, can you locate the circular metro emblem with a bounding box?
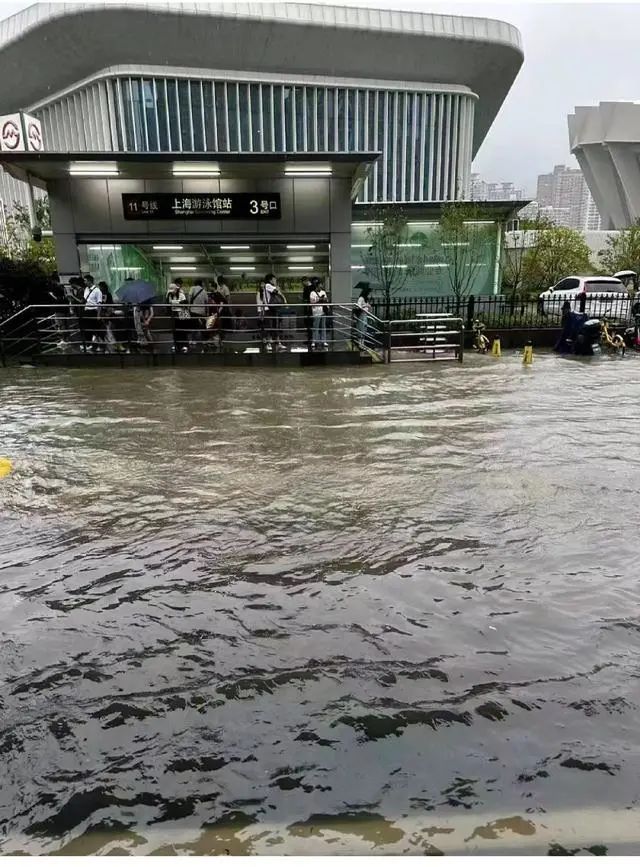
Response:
[27,121,42,152]
[1,119,20,150]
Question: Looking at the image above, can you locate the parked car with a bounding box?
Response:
[538,276,631,322]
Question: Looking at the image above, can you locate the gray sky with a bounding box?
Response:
[1,0,635,195]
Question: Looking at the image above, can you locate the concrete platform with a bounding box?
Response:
[20,349,370,369]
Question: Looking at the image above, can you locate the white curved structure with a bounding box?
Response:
[0,2,523,204]
[569,101,640,229]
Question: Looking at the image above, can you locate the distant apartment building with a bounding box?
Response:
[470,173,524,202]
[535,164,601,231]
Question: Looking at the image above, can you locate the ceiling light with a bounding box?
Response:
[169,256,198,263]
[230,257,255,263]
[172,162,220,176]
[112,266,142,271]
[351,265,365,270]
[220,245,250,250]
[399,243,421,247]
[286,244,316,250]
[288,256,313,262]
[383,264,407,269]
[425,263,448,268]
[69,162,118,176]
[153,245,183,251]
[230,266,255,271]
[288,266,311,271]
[88,245,121,251]
[285,165,332,176]
[170,265,196,271]
[351,244,370,248]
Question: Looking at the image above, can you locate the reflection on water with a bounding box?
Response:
[1,354,640,854]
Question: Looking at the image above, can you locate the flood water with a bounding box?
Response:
[1,353,639,855]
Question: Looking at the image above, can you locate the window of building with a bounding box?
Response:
[215,82,228,151]
[190,80,205,150]
[177,79,192,150]
[142,79,158,150]
[227,82,239,151]
[316,87,326,150]
[250,83,262,151]
[337,89,346,151]
[263,84,274,151]
[165,79,180,150]
[274,85,284,151]
[202,80,216,149]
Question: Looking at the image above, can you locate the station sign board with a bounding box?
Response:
[122,193,281,220]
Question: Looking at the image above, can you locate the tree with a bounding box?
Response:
[521,226,593,294]
[598,221,640,280]
[359,207,426,318]
[501,211,554,299]
[435,203,496,300]
[1,197,57,274]
[0,255,57,320]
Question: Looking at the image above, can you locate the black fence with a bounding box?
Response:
[371,293,634,330]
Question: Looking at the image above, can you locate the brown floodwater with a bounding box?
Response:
[1,353,639,855]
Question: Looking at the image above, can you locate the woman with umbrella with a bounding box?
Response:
[116,277,158,350]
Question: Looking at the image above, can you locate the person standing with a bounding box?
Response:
[301,276,314,348]
[258,273,286,351]
[354,281,373,349]
[83,278,104,350]
[189,277,208,348]
[310,281,328,350]
[83,274,97,302]
[217,275,231,303]
[167,280,190,352]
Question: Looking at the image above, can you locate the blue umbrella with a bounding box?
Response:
[116,279,157,305]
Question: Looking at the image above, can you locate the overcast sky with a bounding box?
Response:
[1,0,635,195]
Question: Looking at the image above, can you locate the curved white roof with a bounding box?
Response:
[0,2,523,152]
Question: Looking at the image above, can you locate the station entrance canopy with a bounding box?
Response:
[0,152,379,304]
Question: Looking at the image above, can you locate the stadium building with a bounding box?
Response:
[0,2,524,301]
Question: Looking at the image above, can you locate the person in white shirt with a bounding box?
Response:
[82,277,104,350]
[257,273,286,351]
[83,274,96,301]
[354,281,373,349]
[310,282,329,350]
[189,278,208,347]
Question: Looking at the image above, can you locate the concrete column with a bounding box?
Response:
[329,178,353,308]
[53,233,80,276]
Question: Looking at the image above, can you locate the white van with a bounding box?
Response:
[538,276,630,321]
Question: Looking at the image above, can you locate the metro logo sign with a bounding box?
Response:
[0,112,44,152]
[0,114,23,151]
[26,118,43,152]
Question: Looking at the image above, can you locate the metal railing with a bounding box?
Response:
[387,313,464,363]
[0,302,390,364]
[372,293,636,330]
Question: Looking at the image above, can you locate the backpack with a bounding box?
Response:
[269,288,285,306]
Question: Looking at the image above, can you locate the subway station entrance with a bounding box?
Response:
[1,151,377,307]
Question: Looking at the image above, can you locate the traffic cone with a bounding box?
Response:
[522,341,533,365]
[491,337,501,357]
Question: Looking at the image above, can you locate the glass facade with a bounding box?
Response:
[350,220,498,298]
[36,74,476,203]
